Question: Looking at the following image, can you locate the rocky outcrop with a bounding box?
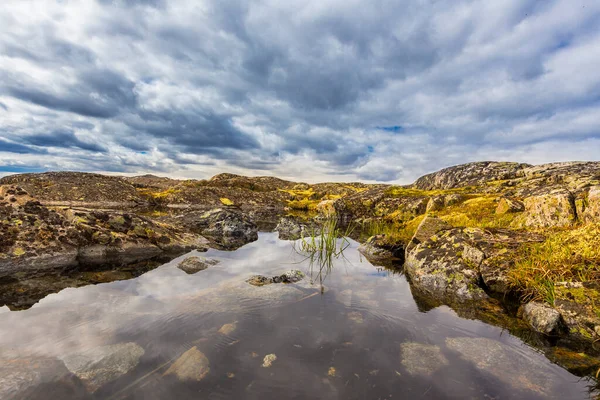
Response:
[177,256,219,274]
[581,186,600,222]
[60,342,145,393]
[521,301,565,335]
[177,208,258,250]
[413,161,530,190]
[405,216,451,255]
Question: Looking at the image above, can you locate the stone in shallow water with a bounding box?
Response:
[262,354,277,368]
[246,270,305,286]
[61,342,145,393]
[400,342,448,376]
[218,322,237,335]
[445,337,554,396]
[177,256,219,274]
[163,346,210,382]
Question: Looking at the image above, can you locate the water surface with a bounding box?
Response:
[0,233,594,399]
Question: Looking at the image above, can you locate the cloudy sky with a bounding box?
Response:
[1,0,599,183]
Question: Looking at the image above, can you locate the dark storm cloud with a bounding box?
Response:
[0,139,47,155]
[1,0,600,182]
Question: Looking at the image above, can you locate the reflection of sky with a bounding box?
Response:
[0,233,589,398]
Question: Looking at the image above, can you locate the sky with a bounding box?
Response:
[1,0,600,184]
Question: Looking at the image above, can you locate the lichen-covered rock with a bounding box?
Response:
[182,208,258,250]
[521,302,564,335]
[425,196,444,212]
[275,217,316,240]
[357,234,404,266]
[405,216,451,255]
[247,270,305,286]
[61,342,145,393]
[413,161,530,190]
[163,347,210,381]
[523,188,577,227]
[496,197,524,214]
[177,256,219,274]
[581,186,600,222]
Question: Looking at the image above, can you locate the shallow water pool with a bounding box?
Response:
[0,233,594,399]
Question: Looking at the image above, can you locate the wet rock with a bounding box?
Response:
[184,208,258,250]
[400,342,448,376]
[0,356,86,400]
[521,302,564,335]
[547,347,600,375]
[61,342,145,393]
[247,270,305,286]
[262,354,277,368]
[523,188,577,227]
[275,216,319,240]
[177,256,219,274]
[164,346,210,381]
[218,322,237,335]
[358,234,404,266]
[446,337,554,396]
[495,197,524,214]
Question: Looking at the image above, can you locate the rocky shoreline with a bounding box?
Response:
[2,161,600,374]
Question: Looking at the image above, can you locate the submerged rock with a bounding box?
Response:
[218,322,237,335]
[275,216,320,240]
[177,256,219,274]
[400,342,448,376]
[0,356,85,400]
[446,337,554,396]
[61,342,145,393]
[262,354,277,368]
[247,270,305,286]
[521,302,564,335]
[163,346,210,382]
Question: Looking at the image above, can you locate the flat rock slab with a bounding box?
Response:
[400,342,448,376]
[446,337,555,396]
[177,256,219,274]
[60,342,145,393]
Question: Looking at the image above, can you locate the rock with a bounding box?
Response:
[275,217,319,240]
[521,302,564,335]
[413,161,530,190]
[582,186,600,222]
[247,270,305,286]
[0,356,86,400]
[404,227,488,304]
[184,208,258,250]
[218,322,237,335]
[444,193,465,206]
[523,188,577,227]
[425,196,445,212]
[357,234,404,265]
[405,216,451,255]
[400,342,448,376]
[164,347,210,381]
[262,354,277,368]
[61,342,145,393]
[445,337,554,396]
[316,200,336,216]
[177,256,219,274]
[495,197,524,214]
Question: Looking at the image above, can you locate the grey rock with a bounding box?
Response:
[446,337,555,396]
[496,197,524,214]
[523,188,577,228]
[61,342,145,393]
[184,208,258,250]
[177,256,219,274]
[358,234,404,265]
[275,217,315,240]
[247,270,305,286]
[405,216,451,256]
[425,196,445,212]
[400,342,448,376]
[521,302,564,335]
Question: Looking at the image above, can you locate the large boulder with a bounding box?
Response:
[523,188,577,227]
[404,216,451,255]
[581,186,600,222]
[182,208,258,250]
